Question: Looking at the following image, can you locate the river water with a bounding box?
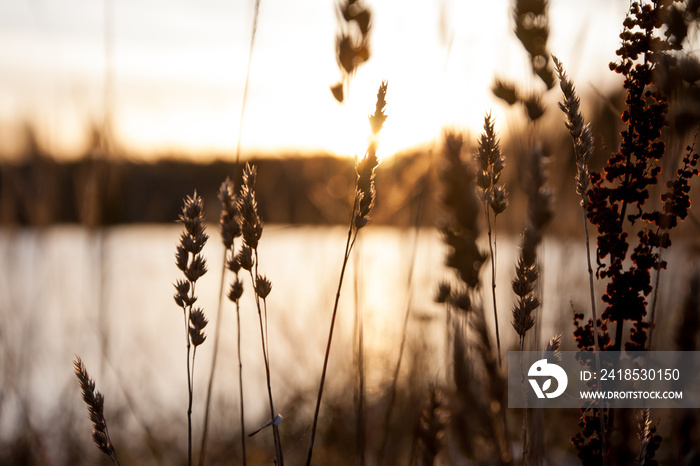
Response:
[0,224,695,449]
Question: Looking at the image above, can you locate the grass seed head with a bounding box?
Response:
[73,357,117,459]
[228,277,244,302]
[189,308,208,347]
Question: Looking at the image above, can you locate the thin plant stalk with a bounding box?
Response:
[173,192,209,466]
[307,206,359,466]
[307,81,385,466]
[212,177,247,464]
[198,255,227,466]
[377,220,421,465]
[352,240,366,466]
[235,295,247,464]
[484,204,501,366]
[554,55,606,461]
[519,339,528,466]
[248,251,284,465]
[235,0,261,164]
[236,163,282,464]
[184,308,194,466]
[582,207,607,463]
[647,242,665,351]
[475,113,507,366]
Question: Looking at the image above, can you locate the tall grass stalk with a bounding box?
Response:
[73,356,121,466]
[554,55,607,461]
[475,113,507,366]
[352,240,366,466]
[377,215,421,465]
[173,192,210,466]
[236,0,261,164]
[511,145,552,465]
[199,178,245,466]
[306,197,360,466]
[306,81,387,466]
[237,163,284,465]
[198,255,226,466]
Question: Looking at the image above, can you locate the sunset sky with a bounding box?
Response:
[0,0,630,161]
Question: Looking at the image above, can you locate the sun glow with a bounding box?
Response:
[0,0,630,162]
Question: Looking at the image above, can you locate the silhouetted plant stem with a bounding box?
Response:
[647,234,664,351]
[307,81,385,466]
[173,192,209,466]
[307,212,358,466]
[554,54,608,460]
[352,241,366,466]
[216,176,247,464]
[249,248,283,465]
[519,339,528,466]
[235,0,261,164]
[475,113,507,366]
[184,309,193,466]
[235,163,282,464]
[198,255,226,466]
[378,219,421,465]
[235,297,247,465]
[484,204,501,366]
[582,207,607,462]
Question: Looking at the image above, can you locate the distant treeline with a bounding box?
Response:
[3,121,699,237]
[0,153,442,228]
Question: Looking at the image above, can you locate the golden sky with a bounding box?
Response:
[0,0,629,161]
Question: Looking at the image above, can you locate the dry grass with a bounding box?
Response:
[47,2,700,466]
[73,356,120,466]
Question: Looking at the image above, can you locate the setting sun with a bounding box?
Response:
[0,0,629,161]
